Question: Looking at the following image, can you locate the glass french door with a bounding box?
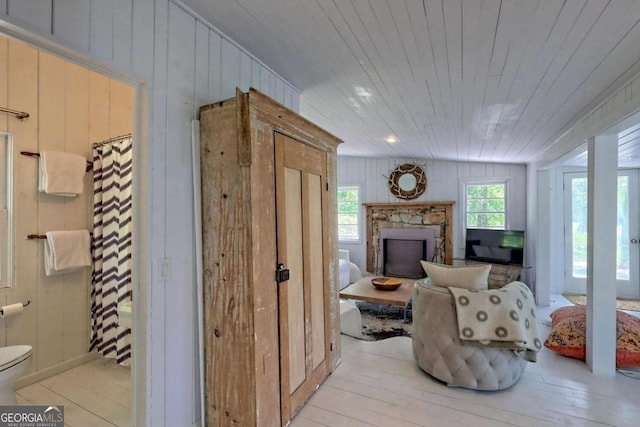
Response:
[564,170,640,298]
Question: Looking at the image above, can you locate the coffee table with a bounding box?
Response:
[339,276,416,322]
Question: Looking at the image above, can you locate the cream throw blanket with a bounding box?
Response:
[448,281,542,362]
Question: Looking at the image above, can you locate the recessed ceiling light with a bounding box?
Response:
[385,136,398,144]
[354,86,373,99]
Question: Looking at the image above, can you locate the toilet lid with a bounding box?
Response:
[0,345,32,371]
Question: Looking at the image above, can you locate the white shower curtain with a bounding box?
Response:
[89,137,133,366]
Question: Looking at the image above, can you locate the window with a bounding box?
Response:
[465,182,506,230]
[337,186,360,241]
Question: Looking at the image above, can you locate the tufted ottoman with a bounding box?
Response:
[412,279,527,390]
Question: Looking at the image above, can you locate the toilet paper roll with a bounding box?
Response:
[1,303,24,318]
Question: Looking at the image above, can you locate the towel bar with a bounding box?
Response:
[20,151,93,172]
[28,232,93,240]
[0,106,29,121]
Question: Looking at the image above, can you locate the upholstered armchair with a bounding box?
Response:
[412,279,528,390]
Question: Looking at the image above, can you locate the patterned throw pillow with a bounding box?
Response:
[419,261,491,290]
[543,305,640,367]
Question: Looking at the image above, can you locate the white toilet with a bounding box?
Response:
[117,301,132,330]
[0,345,32,405]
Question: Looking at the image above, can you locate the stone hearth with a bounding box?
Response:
[364,202,454,274]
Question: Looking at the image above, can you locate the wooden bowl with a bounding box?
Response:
[371,277,402,291]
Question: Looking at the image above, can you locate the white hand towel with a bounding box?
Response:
[44,230,92,276]
[38,151,87,196]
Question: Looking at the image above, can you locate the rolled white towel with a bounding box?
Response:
[39,151,87,196]
[44,230,92,276]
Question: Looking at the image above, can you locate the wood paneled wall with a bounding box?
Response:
[1,2,300,426]
[337,156,527,271]
[0,36,133,373]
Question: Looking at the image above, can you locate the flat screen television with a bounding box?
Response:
[465,228,525,265]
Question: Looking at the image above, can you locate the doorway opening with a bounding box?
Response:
[563,170,640,299]
[0,31,146,426]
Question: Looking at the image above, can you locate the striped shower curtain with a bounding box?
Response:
[89,137,133,366]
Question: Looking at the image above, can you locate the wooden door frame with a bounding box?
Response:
[563,169,640,298]
[0,21,150,426]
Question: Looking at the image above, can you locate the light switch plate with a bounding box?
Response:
[156,257,172,282]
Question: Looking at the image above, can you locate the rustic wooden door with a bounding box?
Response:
[275,132,331,424]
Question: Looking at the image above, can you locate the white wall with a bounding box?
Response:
[337,156,527,274]
[0,2,300,426]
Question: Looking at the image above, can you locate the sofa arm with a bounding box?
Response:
[339,259,350,290]
[338,249,350,262]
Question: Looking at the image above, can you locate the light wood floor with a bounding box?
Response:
[292,295,640,427]
[16,358,131,427]
[12,296,639,427]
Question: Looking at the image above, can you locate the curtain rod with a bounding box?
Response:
[92,133,133,148]
[0,106,29,121]
[19,133,132,172]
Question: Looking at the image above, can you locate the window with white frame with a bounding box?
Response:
[337,186,360,241]
[465,181,507,230]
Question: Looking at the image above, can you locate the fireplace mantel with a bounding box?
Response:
[364,202,454,274]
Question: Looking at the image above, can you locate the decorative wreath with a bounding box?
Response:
[387,163,427,200]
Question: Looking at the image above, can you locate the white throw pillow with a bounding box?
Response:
[420,261,491,290]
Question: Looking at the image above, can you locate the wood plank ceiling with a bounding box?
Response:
[182,0,640,165]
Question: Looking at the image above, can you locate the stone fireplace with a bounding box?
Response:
[364,202,454,275]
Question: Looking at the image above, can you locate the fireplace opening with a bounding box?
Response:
[383,238,428,279]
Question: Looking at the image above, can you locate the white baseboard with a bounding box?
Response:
[15,352,101,389]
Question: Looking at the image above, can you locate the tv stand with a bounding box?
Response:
[453,259,523,289]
